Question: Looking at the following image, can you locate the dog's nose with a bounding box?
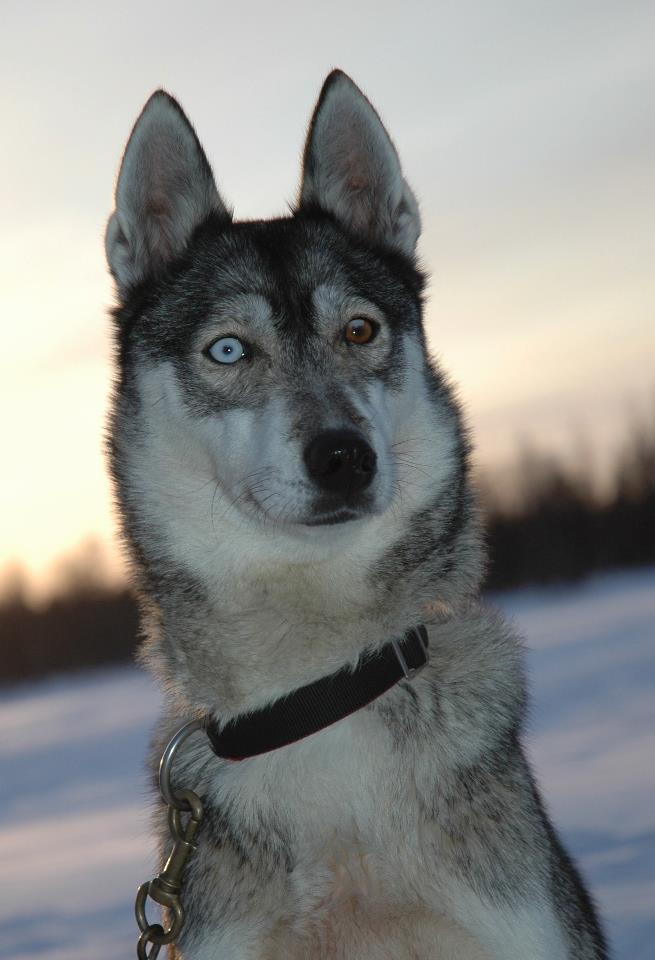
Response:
[303,430,377,497]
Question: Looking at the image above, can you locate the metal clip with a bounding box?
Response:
[135,719,207,959]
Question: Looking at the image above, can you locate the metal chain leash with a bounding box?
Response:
[135,718,207,959]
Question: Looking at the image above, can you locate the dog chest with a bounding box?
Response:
[257,836,492,960]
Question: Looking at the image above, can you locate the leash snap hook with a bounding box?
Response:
[134,717,209,959]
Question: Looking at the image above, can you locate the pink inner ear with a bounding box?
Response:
[147,195,170,219]
[348,176,367,192]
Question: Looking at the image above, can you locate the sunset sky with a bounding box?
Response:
[1,0,654,595]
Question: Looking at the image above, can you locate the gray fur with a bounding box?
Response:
[106,72,608,958]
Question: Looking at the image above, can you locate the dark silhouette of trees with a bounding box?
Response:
[0,583,138,684]
[484,409,655,589]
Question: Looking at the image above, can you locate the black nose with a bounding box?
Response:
[303,430,377,497]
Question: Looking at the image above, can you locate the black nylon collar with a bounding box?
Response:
[205,625,429,761]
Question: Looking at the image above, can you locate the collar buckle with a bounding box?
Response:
[391,625,429,680]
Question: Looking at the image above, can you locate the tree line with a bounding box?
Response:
[483,414,655,588]
[2,412,653,683]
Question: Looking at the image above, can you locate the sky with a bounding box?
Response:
[1,0,654,593]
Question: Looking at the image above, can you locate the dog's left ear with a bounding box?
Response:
[298,71,420,257]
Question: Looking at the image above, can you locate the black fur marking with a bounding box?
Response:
[205,801,295,876]
[373,679,424,748]
[528,773,610,957]
[111,211,424,420]
[373,459,469,593]
[434,735,549,904]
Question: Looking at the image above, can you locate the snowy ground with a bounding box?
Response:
[1,566,653,959]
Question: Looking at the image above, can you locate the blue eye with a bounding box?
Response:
[207,336,247,364]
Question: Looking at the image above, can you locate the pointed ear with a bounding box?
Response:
[298,71,420,257]
[105,90,230,298]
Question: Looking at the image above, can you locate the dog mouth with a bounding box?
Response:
[239,486,366,528]
[239,479,379,530]
[301,507,362,527]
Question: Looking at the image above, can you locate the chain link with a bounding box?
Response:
[135,719,207,958]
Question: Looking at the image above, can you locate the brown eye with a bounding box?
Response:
[345,317,377,345]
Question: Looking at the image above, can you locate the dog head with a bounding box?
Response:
[106,73,483,705]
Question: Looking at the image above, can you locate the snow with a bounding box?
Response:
[1,566,653,959]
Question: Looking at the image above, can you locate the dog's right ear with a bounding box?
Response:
[105,90,230,299]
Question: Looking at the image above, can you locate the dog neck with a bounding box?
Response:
[136,527,460,723]
[204,624,429,760]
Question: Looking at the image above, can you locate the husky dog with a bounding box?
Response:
[106,72,608,958]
